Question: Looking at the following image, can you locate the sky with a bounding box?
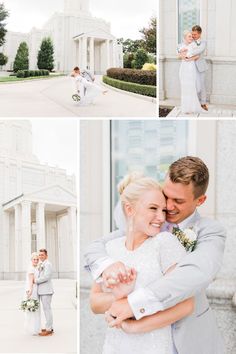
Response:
[1,0,156,39]
[30,119,77,176]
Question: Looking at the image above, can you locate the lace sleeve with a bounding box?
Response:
[158,232,186,274]
[27,265,35,274]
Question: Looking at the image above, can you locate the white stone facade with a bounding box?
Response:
[1,0,123,73]
[0,120,77,280]
[160,0,236,105]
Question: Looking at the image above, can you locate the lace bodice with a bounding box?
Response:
[25,265,39,300]
[102,232,186,354]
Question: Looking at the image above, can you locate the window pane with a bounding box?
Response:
[178,0,200,43]
[111,120,189,225]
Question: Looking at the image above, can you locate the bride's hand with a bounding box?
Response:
[110,268,137,300]
[26,289,32,298]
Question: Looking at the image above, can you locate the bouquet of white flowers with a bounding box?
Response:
[20,299,40,312]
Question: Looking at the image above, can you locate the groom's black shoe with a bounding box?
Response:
[201,104,208,111]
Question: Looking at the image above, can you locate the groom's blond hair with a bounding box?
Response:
[168,156,209,198]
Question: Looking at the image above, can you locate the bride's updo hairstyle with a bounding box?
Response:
[31,252,39,260]
[118,172,162,215]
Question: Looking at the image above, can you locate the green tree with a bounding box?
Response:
[37,37,54,71]
[139,16,156,54]
[133,48,149,69]
[0,52,7,65]
[123,52,135,68]
[13,42,29,72]
[118,38,145,54]
[0,3,9,47]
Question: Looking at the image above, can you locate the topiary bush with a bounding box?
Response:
[16,69,50,78]
[103,76,156,97]
[106,68,156,86]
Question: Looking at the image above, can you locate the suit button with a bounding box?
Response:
[140,308,145,314]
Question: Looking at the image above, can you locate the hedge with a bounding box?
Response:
[103,76,156,97]
[16,69,49,78]
[106,68,156,86]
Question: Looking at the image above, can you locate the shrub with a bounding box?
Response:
[103,76,156,97]
[106,68,156,86]
[142,63,157,71]
[16,70,25,78]
[133,48,149,69]
[37,37,54,71]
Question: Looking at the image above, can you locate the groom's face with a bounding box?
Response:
[163,178,206,224]
[192,31,201,40]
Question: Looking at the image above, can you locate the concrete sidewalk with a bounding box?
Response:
[0,75,156,118]
[0,279,77,354]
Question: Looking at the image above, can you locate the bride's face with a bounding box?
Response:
[185,33,193,44]
[32,257,39,267]
[127,189,166,237]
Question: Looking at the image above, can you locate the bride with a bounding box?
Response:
[71,66,107,105]
[24,252,41,335]
[178,31,205,114]
[90,173,194,354]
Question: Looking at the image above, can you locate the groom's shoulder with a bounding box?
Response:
[196,215,226,234]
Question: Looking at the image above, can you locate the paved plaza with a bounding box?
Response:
[0,279,77,354]
[80,289,106,354]
[0,75,156,118]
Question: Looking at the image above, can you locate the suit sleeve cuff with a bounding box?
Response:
[128,288,164,320]
[88,257,117,282]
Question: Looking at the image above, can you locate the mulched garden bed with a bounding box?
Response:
[159,106,173,117]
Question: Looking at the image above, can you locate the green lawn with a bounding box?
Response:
[0,74,65,83]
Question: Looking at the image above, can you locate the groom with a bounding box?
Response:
[34,249,54,336]
[84,156,226,354]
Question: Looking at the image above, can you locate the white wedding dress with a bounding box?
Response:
[179,42,205,114]
[74,75,104,105]
[24,265,41,335]
[102,232,186,354]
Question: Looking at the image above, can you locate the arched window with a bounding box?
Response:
[178,0,200,43]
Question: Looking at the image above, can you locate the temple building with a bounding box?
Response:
[2,0,123,73]
[0,120,77,280]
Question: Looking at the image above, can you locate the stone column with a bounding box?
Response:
[3,211,10,273]
[105,39,111,69]
[81,36,88,69]
[68,206,77,272]
[21,201,32,272]
[89,37,95,73]
[14,204,21,272]
[36,202,46,250]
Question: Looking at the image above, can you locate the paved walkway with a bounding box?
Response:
[160,99,236,118]
[0,75,156,118]
[0,279,77,353]
[80,289,106,354]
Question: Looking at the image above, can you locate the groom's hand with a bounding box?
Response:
[106,298,134,327]
[102,262,133,288]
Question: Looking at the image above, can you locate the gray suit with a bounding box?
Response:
[36,260,54,331]
[190,40,208,104]
[84,211,226,354]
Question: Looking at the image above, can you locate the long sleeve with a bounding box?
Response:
[128,218,226,320]
[189,41,206,56]
[84,229,124,279]
[36,262,53,284]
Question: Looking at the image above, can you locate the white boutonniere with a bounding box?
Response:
[38,262,44,271]
[172,227,197,252]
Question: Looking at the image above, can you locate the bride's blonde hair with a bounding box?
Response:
[31,252,39,260]
[118,172,162,214]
